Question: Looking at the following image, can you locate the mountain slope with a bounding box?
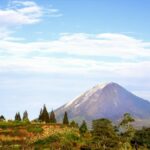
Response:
[55,82,150,124]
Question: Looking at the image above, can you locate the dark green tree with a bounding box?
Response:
[23,110,29,122]
[49,110,57,123]
[15,112,21,121]
[119,113,135,143]
[132,127,150,149]
[38,108,43,121]
[92,118,119,149]
[40,105,50,123]
[79,120,88,135]
[70,120,79,128]
[120,113,135,128]
[63,111,69,125]
[0,115,5,121]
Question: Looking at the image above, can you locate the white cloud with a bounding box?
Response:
[0,33,150,58]
[0,27,24,41]
[0,1,42,26]
[0,32,150,82]
[0,1,62,27]
[0,55,149,79]
[0,1,62,41]
[0,27,12,40]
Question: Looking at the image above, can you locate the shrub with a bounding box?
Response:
[34,134,60,145]
[65,132,79,141]
[27,125,43,133]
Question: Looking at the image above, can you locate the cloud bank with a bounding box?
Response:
[0,33,150,77]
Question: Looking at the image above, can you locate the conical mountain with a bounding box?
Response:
[55,82,150,124]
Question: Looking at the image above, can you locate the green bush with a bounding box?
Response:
[64,132,79,141]
[0,121,30,129]
[132,127,150,149]
[60,137,73,150]
[34,134,60,145]
[27,125,43,133]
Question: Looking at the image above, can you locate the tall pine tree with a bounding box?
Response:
[23,110,29,122]
[63,111,69,125]
[49,110,57,123]
[39,105,49,123]
[15,112,21,121]
[92,118,119,149]
[79,120,88,135]
[38,108,43,121]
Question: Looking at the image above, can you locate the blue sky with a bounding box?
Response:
[0,0,150,119]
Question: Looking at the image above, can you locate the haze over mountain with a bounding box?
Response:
[55,82,150,124]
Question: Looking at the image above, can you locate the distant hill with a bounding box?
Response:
[55,82,150,126]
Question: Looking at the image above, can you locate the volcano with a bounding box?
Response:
[55,82,150,125]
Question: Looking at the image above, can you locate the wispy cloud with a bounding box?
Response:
[0,33,150,80]
[0,1,42,26]
[0,1,62,27]
[0,1,62,42]
[0,33,150,58]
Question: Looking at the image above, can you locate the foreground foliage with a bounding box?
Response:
[0,110,149,149]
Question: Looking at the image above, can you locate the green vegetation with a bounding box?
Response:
[14,112,21,121]
[0,106,150,149]
[63,111,69,125]
[34,129,80,149]
[0,115,5,121]
[70,120,79,128]
[49,110,57,123]
[132,127,150,149]
[91,118,120,149]
[38,105,50,123]
[79,120,88,135]
[23,110,29,122]
[27,125,43,133]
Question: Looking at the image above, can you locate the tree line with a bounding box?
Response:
[0,104,70,125]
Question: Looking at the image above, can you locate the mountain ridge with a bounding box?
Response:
[55,82,150,126]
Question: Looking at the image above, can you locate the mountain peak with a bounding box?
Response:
[93,82,120,91]
[96,82,117,87]
[55,82,150,125]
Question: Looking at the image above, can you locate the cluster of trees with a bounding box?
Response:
[80,113,150,150]
[38,105,69,125]
[14,111,29,122]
